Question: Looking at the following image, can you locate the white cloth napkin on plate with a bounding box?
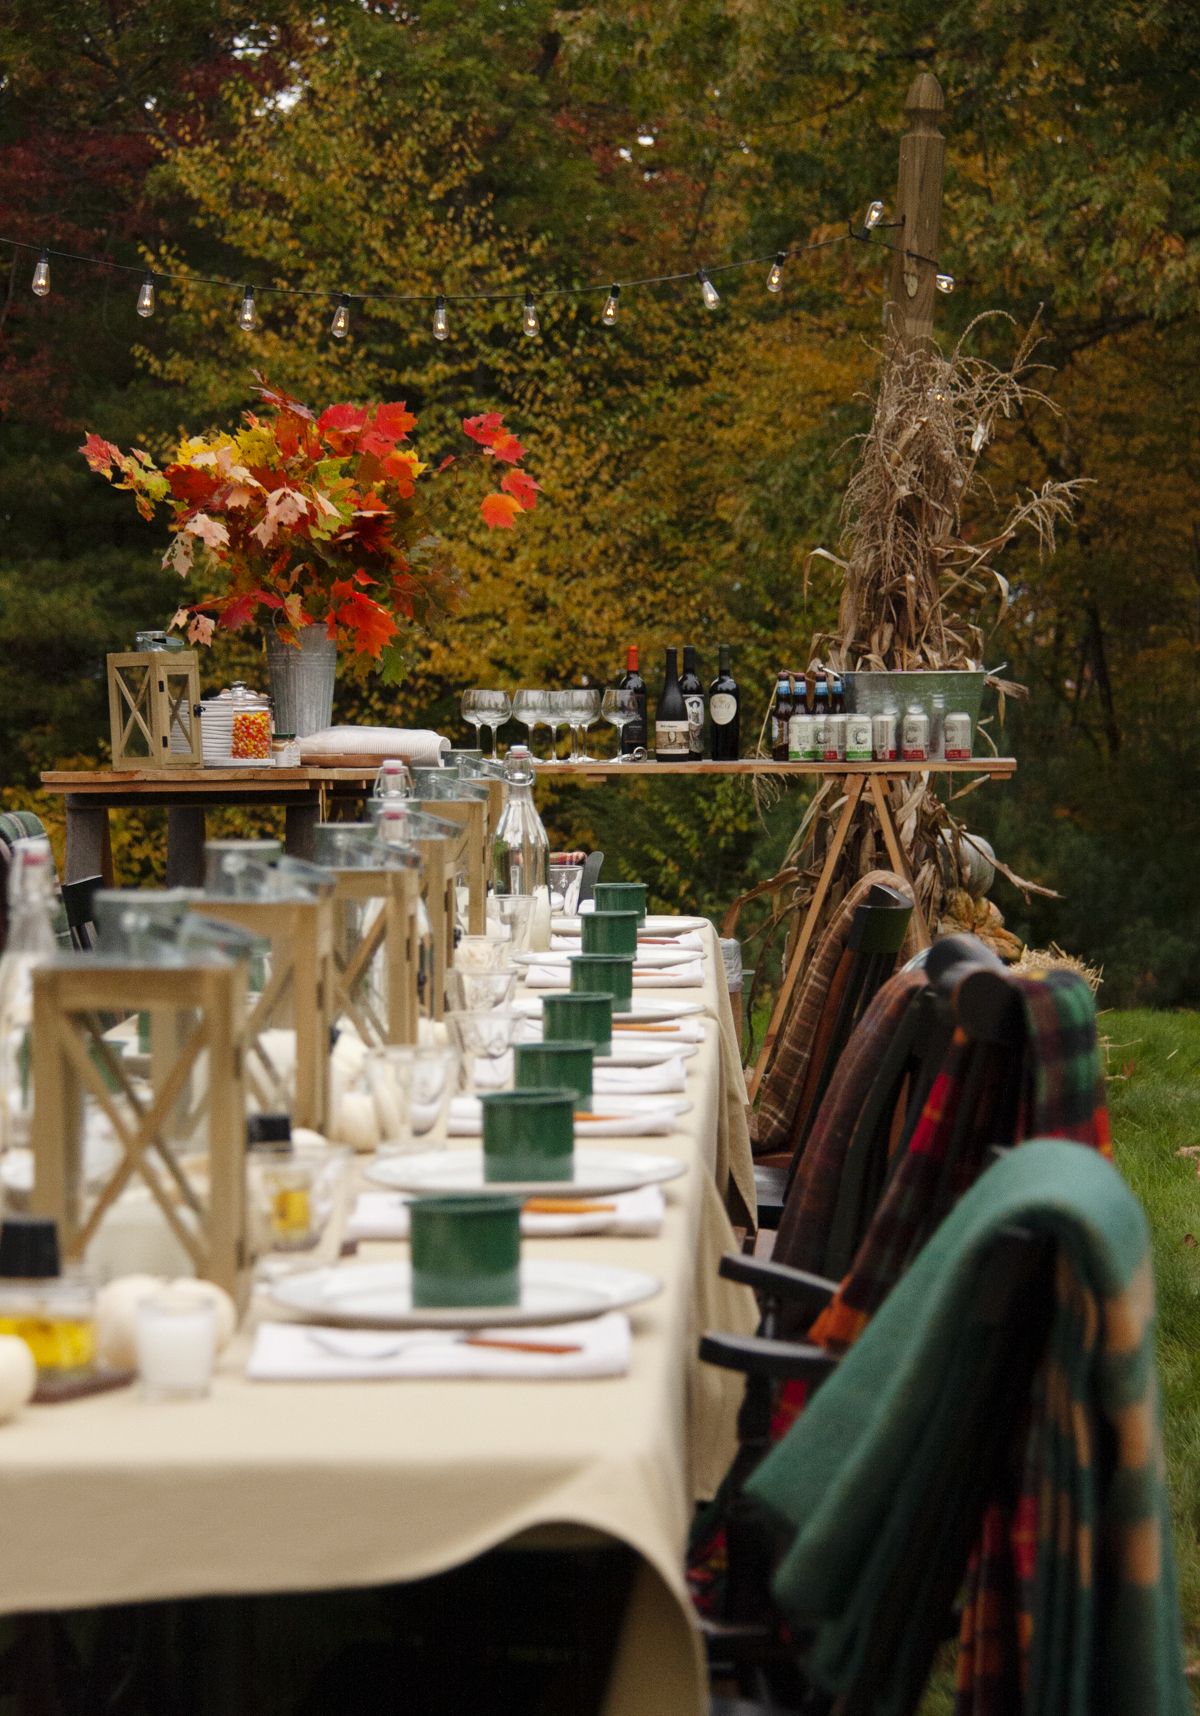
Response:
[594,1057,688,1094]
[522,961,706,990]
[348,1186,665,1242]
[445,1095,680,1138]
[298,726,450,765]
[550,930,706,953]
[247,1314,631,1381]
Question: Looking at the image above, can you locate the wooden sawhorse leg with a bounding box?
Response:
[866,774,931,948]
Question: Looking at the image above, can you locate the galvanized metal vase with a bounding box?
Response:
[264,628,337,737]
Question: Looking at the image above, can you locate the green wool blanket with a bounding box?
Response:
[745,1140,1189,1716]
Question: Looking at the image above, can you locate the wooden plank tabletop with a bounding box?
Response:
[41,757,1017,795]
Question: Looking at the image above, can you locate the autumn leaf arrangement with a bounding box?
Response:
[81,374,541,684]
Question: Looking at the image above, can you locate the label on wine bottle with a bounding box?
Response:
[655,720,690,757]
[684,695,704,755]
[710,693,737,725]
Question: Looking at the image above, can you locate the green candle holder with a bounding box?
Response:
[409,1194,522,1308]
[541,992,614,1055]
[570,953,633,1011]
[514,1040,594,1107]
[592,882,647,925]
[480,1088,575,1183]
[580,910,640,956]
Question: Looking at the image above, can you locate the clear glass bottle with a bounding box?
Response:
[492,745,552,950]
[0,838,58,1155]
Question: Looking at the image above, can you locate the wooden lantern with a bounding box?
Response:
[330,865,422,1045]
[415,796,488,935]
[107,648,202,770]
[186,894,336,1131]
[30,957,249,1306]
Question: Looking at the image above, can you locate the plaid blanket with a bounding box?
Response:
[1012,969,1112,1152]
[751,870,917,1157]
[746,1141,1189,1716]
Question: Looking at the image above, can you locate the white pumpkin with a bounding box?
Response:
[95,1275,166,1370]
[0,1335,36,1422]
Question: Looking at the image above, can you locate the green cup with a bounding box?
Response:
[514,1040,594,1107]
[409,1193,522,1308]
[480,1088,575,1183]
[542,992,614,1056]
[570,953,634,1012]
[581,910,640,957]
[592,882,648,925]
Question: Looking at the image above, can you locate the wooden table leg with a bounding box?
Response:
[747,775,866,1102]
[63,799,114,886]
[166,807,207,888]
[284,801,319,861]
[866,774,931,947]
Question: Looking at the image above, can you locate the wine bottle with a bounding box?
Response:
[771,675,793,763]
[708,644,739,760]
[679,645,705,760]
[654,648,690,762]
[618,645,647,754]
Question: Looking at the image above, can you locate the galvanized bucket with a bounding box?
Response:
[265,628,337,738]
[842,670,986,761]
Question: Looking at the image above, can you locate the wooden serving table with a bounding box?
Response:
[40,766,385,887]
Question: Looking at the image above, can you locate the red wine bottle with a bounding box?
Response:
[708,644,739,759]
[618,645,647,754]
[654,648,689,762]
[679,645,705,760]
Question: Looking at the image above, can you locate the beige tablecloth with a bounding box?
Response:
[0,920,756,1716]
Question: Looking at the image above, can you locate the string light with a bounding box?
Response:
[601,283,620,325]
[864,201,885,231]
[31,251,50,296]
[522,290,539,338]
[698,268,720,309]
[330,294,351,339]
[432,294,448,340]
[136,273,156,318]
[237,284,257,332]
[936,272,956,294]
[766,251,785,292]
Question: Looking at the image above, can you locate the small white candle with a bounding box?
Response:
[136,1291,217,1400]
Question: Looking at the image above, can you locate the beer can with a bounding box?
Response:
[813,715,830,759]
[943,712,973,760]
[872,713,898,761]
[825,713,847,762]
[788,713,816,760]
[901,708,930,762]
[845,715,873,762]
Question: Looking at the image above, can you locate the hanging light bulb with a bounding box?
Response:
[698,268,720,310]
[432,294,449,340]
[766,251,785,293]
[936,272,956,294]
[522,290,539,338]
[601,284,620,326]
[863,201,885,230]
[136,273,156,318]
[31,251,50,297]
[237,284,257,332]
[330,294,351,339]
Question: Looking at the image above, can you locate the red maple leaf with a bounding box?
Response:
[373,401,417,440]
[480,492,522,530]
[165,464,221,506]
[500,469,541,511]
[327,580,398,658]
[437,454,457,473]
[253,373,315,420]
[79,433,120,475]
[486,430,526,464]
[462,411,505,447]
[317,402,368,454]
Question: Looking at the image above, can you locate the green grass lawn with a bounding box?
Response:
[918,1007,1200,1712]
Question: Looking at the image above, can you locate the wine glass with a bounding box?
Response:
[546,691,573,760]
[601,688,643,760]
[511,690,550,759]
[461,689,511,761]
[566,689,601,762]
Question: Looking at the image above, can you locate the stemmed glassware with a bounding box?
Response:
[461,689,512,761]
[546,691,573,760]
[564,689,601,761]
[511,690,551,759]
[601,688,643,760]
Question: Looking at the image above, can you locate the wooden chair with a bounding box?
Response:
[755,884,914,1234]
[60,874,102,951]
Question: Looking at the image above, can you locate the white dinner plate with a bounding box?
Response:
[365,1146,687,1198]
[268,1257,662,1329]
[556,913,709,937]
[595,1038,699,1067]
[445,1095,690,1139]
[513,996,705,1024]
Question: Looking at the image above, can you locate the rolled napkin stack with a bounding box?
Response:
[348,1185,666,1242]
[298,726,450,766]
[521,960,706,990]
[248,1314,631,1381]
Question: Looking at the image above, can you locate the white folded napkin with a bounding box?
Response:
[299,726,450,766]
[594,1056,688,1094]
[247,1314,630,1381]
[348,1185,665,1242]
[550,930,706,953]
[543,943,701,968]
[522,961,706,990]
[445,1094,681,1138]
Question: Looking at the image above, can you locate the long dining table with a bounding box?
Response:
[0,919,756,1714]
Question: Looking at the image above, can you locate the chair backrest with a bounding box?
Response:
[576,851,604,906]
[60,874,102,952]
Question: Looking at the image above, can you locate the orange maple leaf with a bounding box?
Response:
[500,469,541,511]
[486,431,526,465]
[481,492,522,530]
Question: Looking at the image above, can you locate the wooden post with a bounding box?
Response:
[888,71,946,349]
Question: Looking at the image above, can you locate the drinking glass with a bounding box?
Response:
[373,1045,460,1153]
[461,690,511,761]
[511,690,551,760]
[489,892,534,950]
[444,1009,517,1095]
[601,688,643,760]
[455,934,515,972]
[566,689,601,762]
[546,691,573,760]
[247,1143,354,1276]
[446,966,517,1013]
